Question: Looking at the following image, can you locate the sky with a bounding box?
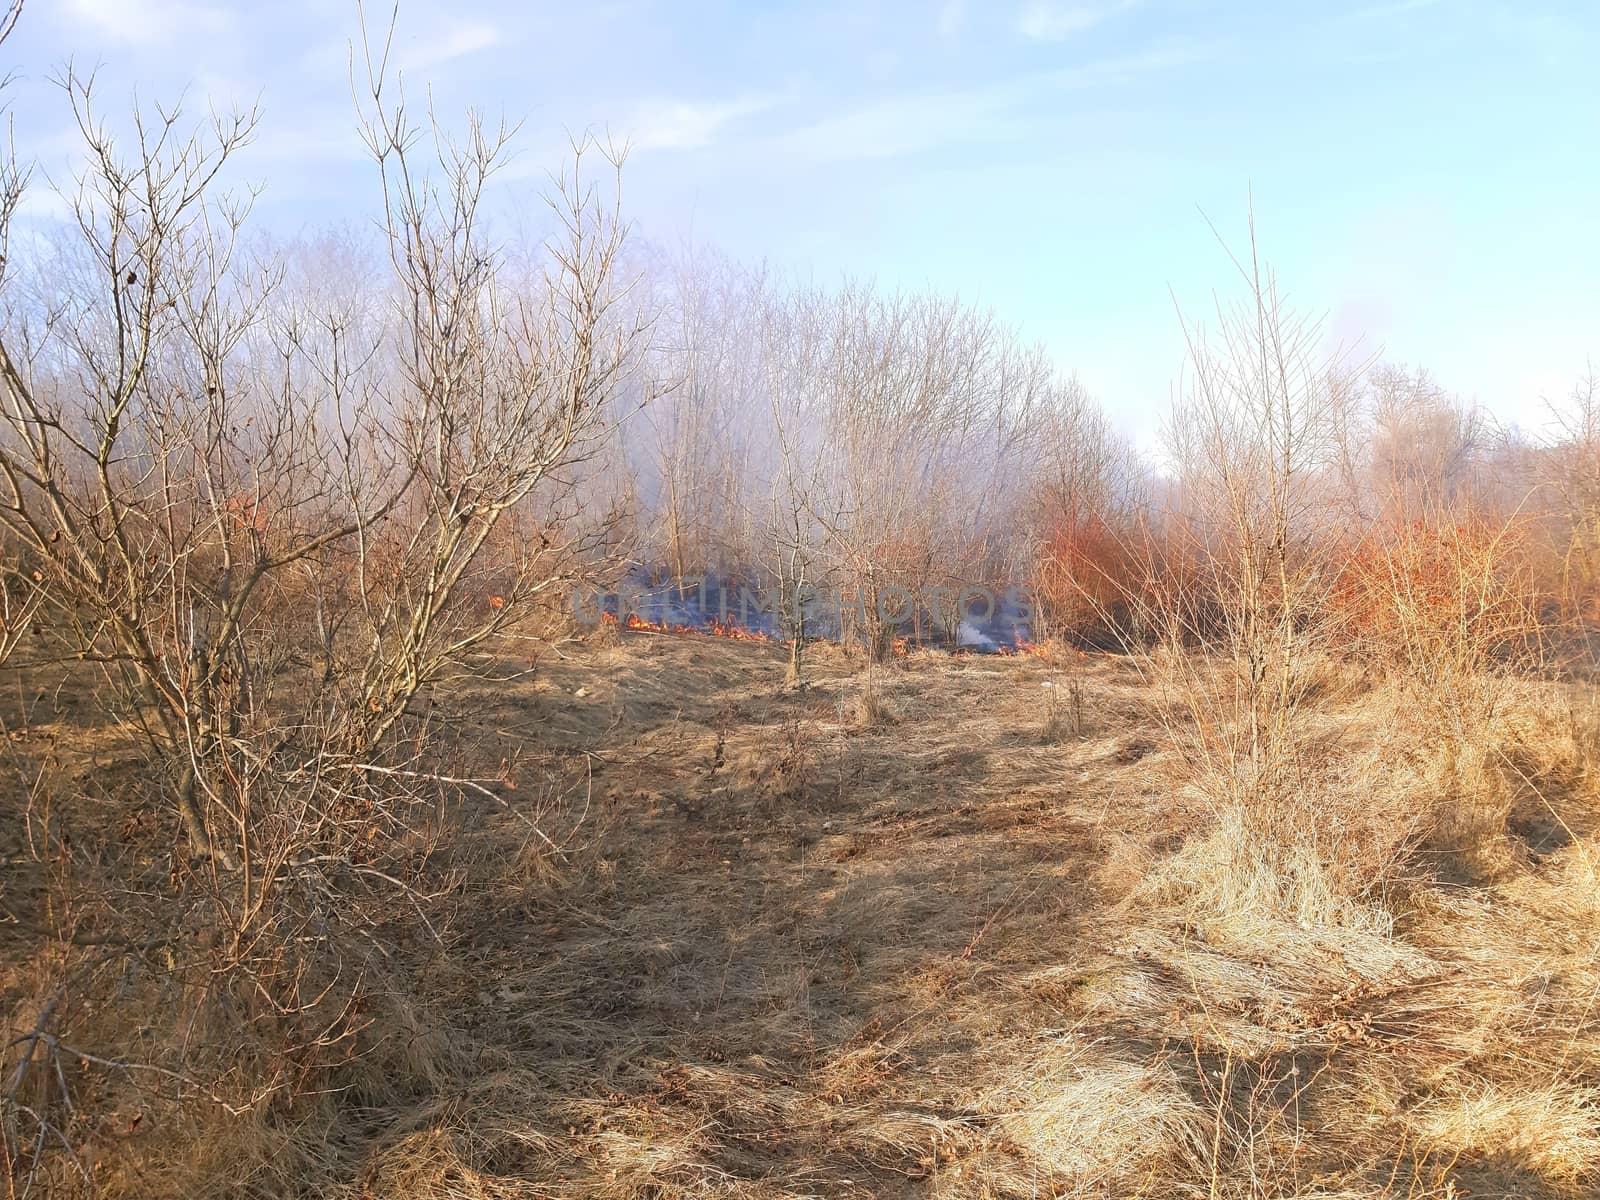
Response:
[4,0,1598,447]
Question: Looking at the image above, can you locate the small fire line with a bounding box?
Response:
[591,611,1053,658]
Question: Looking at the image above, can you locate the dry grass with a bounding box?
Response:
[5,628,1600,1198]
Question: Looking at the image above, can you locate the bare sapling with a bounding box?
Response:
[1122,222,1410,927]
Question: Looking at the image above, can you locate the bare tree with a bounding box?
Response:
[1547,370,1600,622]
[1362,364,1487,524]
[634,244,766,582]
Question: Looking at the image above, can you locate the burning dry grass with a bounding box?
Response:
[6,628,1600,1197]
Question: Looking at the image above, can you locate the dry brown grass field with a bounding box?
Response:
[7,624,1600,1199]
[4,11,1600,1195]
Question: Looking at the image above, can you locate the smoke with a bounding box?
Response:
[576,568,1039,652]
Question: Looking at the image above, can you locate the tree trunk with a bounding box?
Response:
[176,761,238,869]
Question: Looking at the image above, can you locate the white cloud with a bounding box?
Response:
[773,39,1211,162]
[937,0,966,39]
[396,20,500,71]
[64,0,231,45]
[773,86,1017,161]
[630,94,779,152]
[1016,1,1137,42]
[1046,39,1215,86]
[14,185,75,223]
[246,123,369,167]
[1351,0,1446,17]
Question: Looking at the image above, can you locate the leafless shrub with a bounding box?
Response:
[0,9,644,1185]
[1122,223,1392,928]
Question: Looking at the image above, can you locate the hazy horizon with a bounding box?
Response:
[8,0,1597,447]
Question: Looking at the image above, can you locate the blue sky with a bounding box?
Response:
[6,0,1598,445]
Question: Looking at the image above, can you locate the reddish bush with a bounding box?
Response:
[1332,516,1537,678]
[1031,516,1137,641]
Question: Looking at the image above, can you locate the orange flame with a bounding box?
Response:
[706,616,775,643]
[595,611,777,644]
[996,637,1051,659]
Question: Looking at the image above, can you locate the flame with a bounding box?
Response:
[998,640,1095,661]
[613,615,909,655]
[589,609,1065,660]
[706,616,775,643]
[996,637,1052,659]
[595,610,777,644]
